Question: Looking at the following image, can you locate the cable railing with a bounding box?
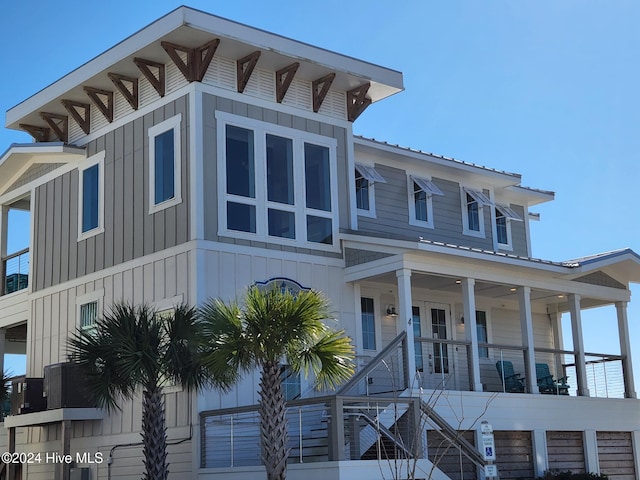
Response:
[2,248,29,295]
[564,352,625,399]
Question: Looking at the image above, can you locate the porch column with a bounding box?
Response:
[0,328,5,375]
[0,205,7,294]
[396,269,416,386]
[616,301,637,399]
[568,294,590,397]
[549,310,565,380]
[518,287,539,394]
[461,278,483,392]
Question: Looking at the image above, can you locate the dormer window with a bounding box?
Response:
[461,187,493,238]
[354,163,386,217]
[494,204,522,249]
[408,175,444,228]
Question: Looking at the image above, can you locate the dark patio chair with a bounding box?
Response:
[495,360,526,393]
[536,363,570,395]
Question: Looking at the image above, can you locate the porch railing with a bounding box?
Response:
[564,352,625,398]
[1,248,29,295]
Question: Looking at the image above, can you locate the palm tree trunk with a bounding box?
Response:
[141,384,169,480]
[259,361,289,480]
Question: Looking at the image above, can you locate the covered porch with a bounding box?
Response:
[344,236,640,400]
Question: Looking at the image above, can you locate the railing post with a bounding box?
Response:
[299,407,303,463]
[329,397,345,461]
[230,414,234,467]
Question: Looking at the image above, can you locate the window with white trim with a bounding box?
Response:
[148,114,182,213]
[361,297,376,350]
[494,204,522,248]
[217,112,338,249]
[408,175,443,228]
[78,151,105,241]
[354,163,386,216]
[76,289,104,331]
[461,187,493,238]
[476,310,488,358]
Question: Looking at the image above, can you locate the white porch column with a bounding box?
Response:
[396,269,416,386]
[549,310,565,380]
[568,294,590,397]
[0,205,8,295]
[519,287,539,394]
[461,278,483,392]
[616,301,637,399]
[0,328,5,375]
[531,430,549,477]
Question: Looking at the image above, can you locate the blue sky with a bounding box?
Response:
[1,2,639,392]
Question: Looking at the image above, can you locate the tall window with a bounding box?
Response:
[149,114,182,213]
[78,151,104,240]
[495,209,508,245]
[354,163,386,216]
[355,169,369,211]
[361,297,376,350]
[408,175,443,228]
[461,187,493,238]
[466,193,480,232]
[218,112,337,248]
[494,204,522,249]
[476,310,488,358]
[431,308,449,374]
[412,306,423,371]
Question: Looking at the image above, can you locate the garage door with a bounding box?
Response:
[494,431,534,480]
[546,431,585,474]
[597,431,636,480]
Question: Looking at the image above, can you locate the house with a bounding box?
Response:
[1,6,639,480]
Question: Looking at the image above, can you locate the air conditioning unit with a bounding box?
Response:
[44,362,94,409]
[10,377,46,415]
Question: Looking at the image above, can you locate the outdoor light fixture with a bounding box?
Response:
[460,316,465,324]
[387,305,398,317]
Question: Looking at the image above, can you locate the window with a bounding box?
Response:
[361,297,376,350]
[431,308,449,374]
[461,187,493,238]
[412,306,423,371]
[80,301,98,330]
[476,310,488,358]
[148,114,182,213]
[78,151,105,240]
[408,175,443,228]
[280,365,301,401]
[217,112,338,249]
[494,204,522,249]
[354,163,386,216]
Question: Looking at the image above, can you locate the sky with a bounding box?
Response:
[1,1,639,393]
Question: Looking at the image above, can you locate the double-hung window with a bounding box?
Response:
[461,187,493,238]
[78,151,105,240]
[217,112,338,249]
[408,175,443,228]
[354,163,386,216]
[494,204,522,249]
[148,114,182,213]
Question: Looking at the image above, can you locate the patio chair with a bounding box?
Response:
[495,360,526,393]
[536,363,570,395]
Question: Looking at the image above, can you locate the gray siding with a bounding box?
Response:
[498,203,528,256]
[202,93,346,258]
[32,97,190,292]
[357,163,495,250]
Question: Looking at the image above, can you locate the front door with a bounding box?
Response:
[424,303,452,389]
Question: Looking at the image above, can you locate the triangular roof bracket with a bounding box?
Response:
[161,38,220,82]
[347,83,372,122]
[133,58,165,97]
[108,72,139,110]
[84,86,114,122]
[312,73,335,113]
[236,51,261,93]
[61,99,91,134]
[40,112,69,142]
[19,124,51,143]
[275,62,299,103]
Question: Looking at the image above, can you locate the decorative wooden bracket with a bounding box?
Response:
[40,112,69,142]
[108,73,139,110]
[236,51,261,93]
[133,58,165,97]
[346,83,372,122]
[312,73,335,113]
[61,100,91,134]
[19,124,51,142]
[84,86,114,122]
[275,62,299,103]
[161,39,219,82]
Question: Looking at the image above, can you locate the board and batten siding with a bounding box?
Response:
[201,93,347,258]
[357,163,495,251]
[31,97,190,292]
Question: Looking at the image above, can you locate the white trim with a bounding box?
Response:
[215,110,340,252]
[460,186,488,238]
[358,290,382,352]
[148,114,183,214]
[407,174,437,229]
[77,151,105,241]
[75,288,105,331]
[494,206,514,251]
[354,162,378,218]
[191,87,204,241]
[0,162,79,206]
[495,204,523,221]
[346,124,358,230]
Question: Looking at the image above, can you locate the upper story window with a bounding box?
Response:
[77,151,105,241]
[461,187,493,238]
[217,111,338,250]
[354,163,386,217]
[408,175,444,229]
[148,114,182,214]
[494,204,522,249]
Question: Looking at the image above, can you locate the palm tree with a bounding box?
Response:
[68,303,209,480]
[200,286,355,480]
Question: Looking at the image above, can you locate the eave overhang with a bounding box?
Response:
[6,6,404,132]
